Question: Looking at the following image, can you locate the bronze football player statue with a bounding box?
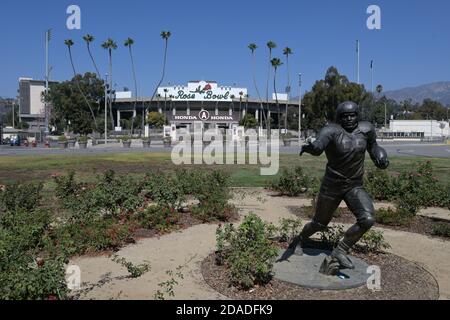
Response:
[279,101,389,272]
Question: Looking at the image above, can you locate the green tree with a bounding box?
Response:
[147,112,167,128]
[44,73,104,135]
[64,39,98,129]
[418,99,447,121]
[302,67,369,131]
[239,114,258,129]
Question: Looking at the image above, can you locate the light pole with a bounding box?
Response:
[44,29,51,135]
[104,74,109,145]
[298,73,302,147]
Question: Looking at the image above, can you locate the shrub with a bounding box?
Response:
[0,255,68,300]
[365,169,397,201]
[357,230,391,253]
[365,161,450,212]
[277,218,303,243]
[120,135,131,142]
[319,224,390,253]
[215,214,279,290]
[269,166,312,197]
[319,225,345,247]
[375,207,414,226]
[51,216,135,256]
[77,136,88,143]
[144,171,185,210]
[190,170,235,222]
[0,182,43,213]
[111,255,151,278]
[54,171,145,219]
[0,208,68,300]
[137,206,181,232]
[432,223,450,238]
[58,136,68,142]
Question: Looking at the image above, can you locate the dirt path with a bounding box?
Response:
[69,188,450,300]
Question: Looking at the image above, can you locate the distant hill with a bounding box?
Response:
[384,82,450,106]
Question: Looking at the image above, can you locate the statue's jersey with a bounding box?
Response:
[309,122,377,181]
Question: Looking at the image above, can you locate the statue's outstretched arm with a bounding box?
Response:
[300,126,334,156]
[367,126,389,170]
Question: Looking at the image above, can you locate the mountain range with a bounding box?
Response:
[383,81,450,106]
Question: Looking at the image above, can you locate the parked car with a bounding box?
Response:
[10,135,20,146]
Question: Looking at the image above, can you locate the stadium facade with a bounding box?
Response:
[114,80,299,131]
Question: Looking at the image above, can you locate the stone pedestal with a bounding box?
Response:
[273,248,371,290]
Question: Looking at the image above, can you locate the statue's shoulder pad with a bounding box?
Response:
[323,123,341,133]
[359,121,375,134]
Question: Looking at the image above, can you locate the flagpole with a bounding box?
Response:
[371,60,374,93]
[357,40,360,85]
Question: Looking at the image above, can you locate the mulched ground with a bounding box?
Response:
[287,206,450,241]
[201,250,439,300]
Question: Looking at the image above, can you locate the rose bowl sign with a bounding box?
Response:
[172,110,235,122]
[158,81,247,102]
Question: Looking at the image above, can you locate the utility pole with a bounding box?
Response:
[44,29,51,135]
[298,73,302,147]
[105,74,109,145]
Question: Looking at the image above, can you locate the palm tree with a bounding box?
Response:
[83,34,101,79]
[64,39,98,129]
[283,47,293,131]
[271,57,283,132]
[248,43,266,129]
[266,41,277,129]
[102,38,118,130]
[124,37,138,135]
[145,31,171,132]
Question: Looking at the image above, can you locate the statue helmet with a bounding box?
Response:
[335,101,359,123]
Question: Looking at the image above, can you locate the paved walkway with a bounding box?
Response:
[70,189,450,300]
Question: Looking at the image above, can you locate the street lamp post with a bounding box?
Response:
[298,73,302,148]
[104,74,109,145]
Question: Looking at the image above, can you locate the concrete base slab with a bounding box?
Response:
[274,248,371,290]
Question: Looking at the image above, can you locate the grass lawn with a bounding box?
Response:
[0,153,449,188]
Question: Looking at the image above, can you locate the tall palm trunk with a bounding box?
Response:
[266,50,272,130]
[67,46,97,129]
[128,46,138,135]
[285,55,290,131]
[274,67,280,133]
[251,51,266,129]
[87,43,101,79]
[146,37,169,132]
[108,50,115,130]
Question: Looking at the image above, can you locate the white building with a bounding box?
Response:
[18,78,57,131]
[389,120,449,139]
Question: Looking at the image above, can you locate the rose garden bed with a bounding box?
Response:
[201,244,439,300]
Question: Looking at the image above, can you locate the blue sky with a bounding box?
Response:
[1,0,449,98]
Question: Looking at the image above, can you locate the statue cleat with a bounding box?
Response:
[331,249,355,270]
